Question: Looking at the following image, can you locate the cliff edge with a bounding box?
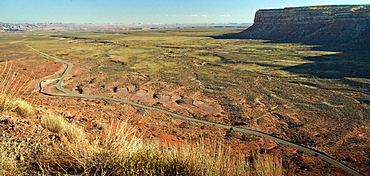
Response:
[237,5,370,46]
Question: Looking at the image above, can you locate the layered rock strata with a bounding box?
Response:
[238,5,370,45]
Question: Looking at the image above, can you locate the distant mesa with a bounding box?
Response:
[234,5,370,46]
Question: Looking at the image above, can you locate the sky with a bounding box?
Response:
[1,0,369,23]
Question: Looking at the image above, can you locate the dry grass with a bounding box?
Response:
[41,113,85,143]
[33,121,283,176]
[0,63,29,100]
[11,99,34,117]
[0,97,34,118]
[254,153,283,176]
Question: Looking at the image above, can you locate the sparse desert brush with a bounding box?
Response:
[33,121,283,176]
[0,140,18,175]
[0,138,30,175]
[41,113,84,142]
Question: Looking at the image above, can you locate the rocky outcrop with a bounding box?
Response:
[237,5,370,45]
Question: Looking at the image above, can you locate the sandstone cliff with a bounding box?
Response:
[237,5,370,45]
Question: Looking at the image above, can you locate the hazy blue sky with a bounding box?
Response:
[1,0,369,23]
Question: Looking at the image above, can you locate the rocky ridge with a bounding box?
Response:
[237,5,370,45]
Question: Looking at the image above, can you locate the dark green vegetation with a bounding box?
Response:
[1,27,369,174]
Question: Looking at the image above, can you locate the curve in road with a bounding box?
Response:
[27,45,362,176]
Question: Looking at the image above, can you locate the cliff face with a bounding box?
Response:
[238,5,370,45]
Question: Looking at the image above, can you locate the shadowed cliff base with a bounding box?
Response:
[281,45,370,79]
[212,5,370,79]
[212,36,370,79]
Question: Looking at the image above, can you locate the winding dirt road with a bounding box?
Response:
[27,45,362,176]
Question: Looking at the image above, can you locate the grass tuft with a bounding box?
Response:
[12,99,34,117]
[41,113,84,143]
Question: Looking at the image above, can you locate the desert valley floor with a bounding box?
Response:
[0,27,369,175]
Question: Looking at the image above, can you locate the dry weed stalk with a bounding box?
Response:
[0,61,35,116]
